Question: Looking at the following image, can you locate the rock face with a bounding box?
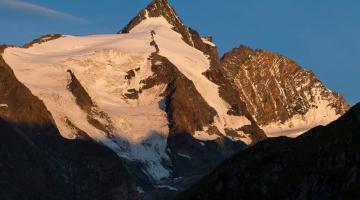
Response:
[0,46,139,200]
[177,103,360,200]
[221,45,349,137]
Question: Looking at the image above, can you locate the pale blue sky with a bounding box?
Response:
[0,0,359,105]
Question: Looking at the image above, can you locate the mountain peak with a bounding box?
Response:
[143,0,172,15]
[149,0,170,6]
[120,0,196,46]
[120,0,180,32]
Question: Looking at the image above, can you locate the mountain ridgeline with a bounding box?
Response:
[0,0,353,199]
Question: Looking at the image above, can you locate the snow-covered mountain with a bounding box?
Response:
[0,0,349,198]
[1,0,263,190]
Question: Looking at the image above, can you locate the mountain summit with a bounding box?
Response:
[120,0,195,47]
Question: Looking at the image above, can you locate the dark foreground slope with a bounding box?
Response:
[0,119,138,200]
[178,103,360,200]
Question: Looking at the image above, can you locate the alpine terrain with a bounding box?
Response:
[0,0,352,199]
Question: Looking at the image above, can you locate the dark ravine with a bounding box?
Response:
[0,46,139,200]
[177,103,360,200]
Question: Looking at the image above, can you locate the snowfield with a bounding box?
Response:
[262,87,340,138]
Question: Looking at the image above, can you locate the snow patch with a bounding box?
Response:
[177,153,191,159]
[201,38,216,47]
[194,130,220,141]
[155,185,178,191]
[263,87,341,137]
[137,186,145,194]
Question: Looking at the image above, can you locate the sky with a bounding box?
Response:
[0,0,359,105]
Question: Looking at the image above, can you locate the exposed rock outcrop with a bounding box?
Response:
[23,34,63,48]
